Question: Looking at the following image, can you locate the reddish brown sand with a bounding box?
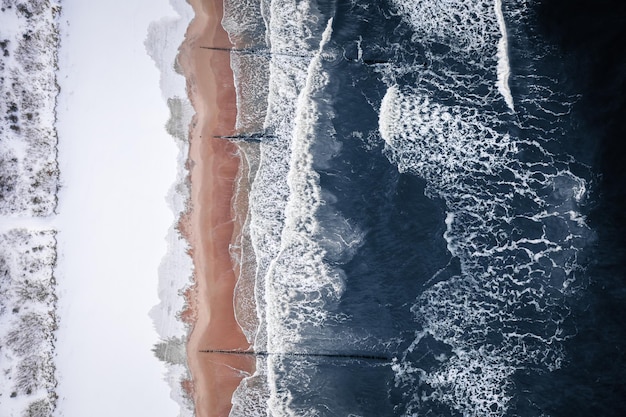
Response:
[178,0,255,416]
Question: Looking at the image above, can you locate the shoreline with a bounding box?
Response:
[177,0,255,416]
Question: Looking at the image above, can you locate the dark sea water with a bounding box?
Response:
[222,0,626,415]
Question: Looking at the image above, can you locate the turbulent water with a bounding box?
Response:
[1,0,622,416]
[217,0,626,416]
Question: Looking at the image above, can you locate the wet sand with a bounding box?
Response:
[177,0,254,416]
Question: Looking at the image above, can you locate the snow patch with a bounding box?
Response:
[0,230,58,416]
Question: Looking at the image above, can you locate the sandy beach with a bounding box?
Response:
[177,0,254,416]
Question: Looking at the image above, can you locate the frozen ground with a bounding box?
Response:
[0,230,58,417]
[0,1,61,416]
[53,0,193,415]
[1,0,194,416]
[0,0,61,217]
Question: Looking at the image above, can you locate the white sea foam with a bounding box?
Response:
[387,0,517,113]
[495,0,515,111]
[227,0,590,415]
[389,0,499,55]
[264,17,340,350]
[380,82,592,416]
[380,5,589,413]
[260,15,350,417]
[244,0,337,350]
[223,0,266,46]
[229,3,358,415]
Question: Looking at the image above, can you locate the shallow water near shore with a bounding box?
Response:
[215,0,626,416]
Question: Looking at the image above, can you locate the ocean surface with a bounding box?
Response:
[1,0,623,416]
[217,0,626,416]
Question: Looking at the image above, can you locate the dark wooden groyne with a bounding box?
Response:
[200,46,390,66]
[200,349,391,362]
[211,132,277,142]
[200,46,312,59]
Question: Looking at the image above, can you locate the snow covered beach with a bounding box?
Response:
[2,0,193,415]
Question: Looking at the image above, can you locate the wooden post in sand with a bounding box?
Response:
[200,349,391,362]
[178,1,255,417]
[199,45,312,59]
[200,45,393,66]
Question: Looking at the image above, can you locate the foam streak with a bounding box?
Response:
[495,0,515,111]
